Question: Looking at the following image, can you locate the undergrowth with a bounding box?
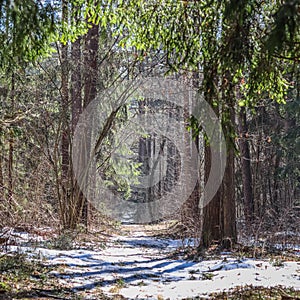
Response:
[184,286,300,299]
[0,253,70,299]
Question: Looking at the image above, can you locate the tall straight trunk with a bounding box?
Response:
[221,152,236,246]
[201,65,222,247]
[0,88,5,196]
[202,70,237,248]
[61,51,69,179]
[71,36,82,133]
[221,124,237,247]
[61,0,70,228]
[202,144,222,246]
[0,137,3,198]
[238,106,254,225]
[180,74,201,234]
[220,72,237,247]
[61,0,69,181]
[84,24,99,107]
[70,29,83,228]
[82,23,99,229]
[8,73,15,205]
[253,125,262,217]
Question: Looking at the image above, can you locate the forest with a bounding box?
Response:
[0,0,299,299]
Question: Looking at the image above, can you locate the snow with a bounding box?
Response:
[2,226,300,299]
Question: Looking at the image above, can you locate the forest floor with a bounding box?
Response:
[0,223,300,299]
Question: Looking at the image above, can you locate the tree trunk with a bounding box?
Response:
[201,63,222,247]
[71,36,82,133]
[8,73,15,206]
[60,0,70,228]
[70,15,83,228]
[220,72,237,248]
[0,136,3,198]
[61,0,69,179]
[181,74,201,235]
[238,106,254,225]
[221,134,237,248]
[82,22,99,229]
[84,24,99,107]
[202,145,222,247]
[202,71,237,248]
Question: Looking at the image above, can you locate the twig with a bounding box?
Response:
[32,288,71,300]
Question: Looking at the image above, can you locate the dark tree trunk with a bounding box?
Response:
[8,73,15,205]
[202,70,237,248]
[220,72,237,248]
[82,23,99,229]
[238,106,254,225]
[84,23,99,108]
[61,0,70,228]
[0,136,3,198]
[71,36,82,133]
[181,73,201,235]
[202,145,221,247]
[61,0,69,177]
[221,135,237,247]
[70,18,83,229]
[201,63,222,247]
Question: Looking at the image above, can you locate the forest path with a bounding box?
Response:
[39,224,299,299]
[48,223,196,299]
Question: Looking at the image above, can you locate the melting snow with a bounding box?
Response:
[2,226,300,299]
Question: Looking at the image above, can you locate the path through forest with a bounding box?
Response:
[32,224,299,299]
